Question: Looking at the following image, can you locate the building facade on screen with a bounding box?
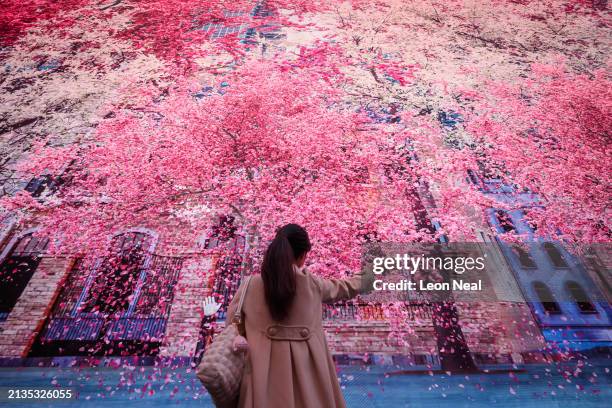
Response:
[0,1,610,369]
[0,211,554,367]
[477,176,612,351]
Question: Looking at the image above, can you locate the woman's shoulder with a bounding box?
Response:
[298,268,325,293]
[241,271,320,294]
[235,274,261,297]
[242,274,262,290]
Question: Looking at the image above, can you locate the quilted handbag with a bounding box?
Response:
[197,276,252,408]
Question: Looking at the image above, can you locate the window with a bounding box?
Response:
[533,281,561,314]
[495,210,516,233]
[209,253,244,320]
[31,231,186,357]
[25,175,61,198]
[0,233,48,319]
[135,256,182,316]
[252,2,275,18]
[203,215,238,249]
[81,232,152,314]
[47,258,90,316]
[543,242,568,268]
[466,169,480,186]
[512,245,537,269]
[413,354,428,365]
[525,219,538,233]
[565,281,597,314]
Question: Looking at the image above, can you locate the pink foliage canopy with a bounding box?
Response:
[6,61,432,275]
[466,62,611,242]
[2,2,609,270]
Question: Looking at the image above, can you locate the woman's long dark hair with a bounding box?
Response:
[261,224,311,321]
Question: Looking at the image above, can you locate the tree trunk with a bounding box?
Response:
[406,166,478,372]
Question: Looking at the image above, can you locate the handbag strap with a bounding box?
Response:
[232,276,252,325]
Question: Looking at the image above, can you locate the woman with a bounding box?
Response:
[226,224,372,408]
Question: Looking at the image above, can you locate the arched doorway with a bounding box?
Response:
[29,231,183,357]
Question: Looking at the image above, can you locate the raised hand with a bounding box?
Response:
[202,296,222,317]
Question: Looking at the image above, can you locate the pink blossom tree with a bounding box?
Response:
[432,62,611,243]
[3,60,435,274]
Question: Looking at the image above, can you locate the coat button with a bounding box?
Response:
[300,329,309,338]
[268,327,278,336]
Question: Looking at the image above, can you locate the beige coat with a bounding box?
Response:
[226,268,370,408]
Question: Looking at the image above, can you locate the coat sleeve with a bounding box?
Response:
[311,268,375,304]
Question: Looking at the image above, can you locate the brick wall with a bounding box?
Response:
[0,256,73,357]
[159,255,212,357]
[0,222,549,362]
[584,245,612,304]
[324,320,436,356]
